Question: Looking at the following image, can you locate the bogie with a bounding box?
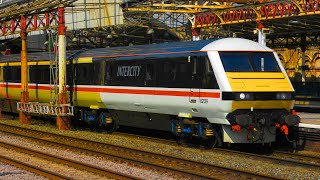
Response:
[171,117,222,148]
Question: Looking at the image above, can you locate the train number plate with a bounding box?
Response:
[200,99,208,104]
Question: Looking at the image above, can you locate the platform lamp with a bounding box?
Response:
[146,28,154,35]
[146,27,154,44]
[71,37,78,42]
[106,34,113,39]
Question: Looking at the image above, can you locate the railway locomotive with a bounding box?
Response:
[0,38,300,147]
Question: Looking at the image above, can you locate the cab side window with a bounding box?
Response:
[201,56,219,89]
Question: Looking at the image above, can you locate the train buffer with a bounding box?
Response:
[17,102,74,116]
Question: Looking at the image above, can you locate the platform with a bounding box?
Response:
[298,112,320,129]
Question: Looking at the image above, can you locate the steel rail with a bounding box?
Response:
[273,150,320,165]
[0,154,69,180]
[116,131,320,169]
[0,141,137,180]
[117,130,320,169]
[0,123,281,180]
[213,148,320,169]
[299,130,320,141]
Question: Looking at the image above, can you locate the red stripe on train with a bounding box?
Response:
[1,84,221,98]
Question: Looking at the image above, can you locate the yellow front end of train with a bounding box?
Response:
[227,72,294,111]
[217,50,300,144]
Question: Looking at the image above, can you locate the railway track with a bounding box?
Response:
[116,130,320,169]
[118,132,320,168]
[0,152,69,180]
[299,129,320,141]
[213,148,320,168]
[0,123,280,180]
[272,150,320,166]
[0,141,137,180]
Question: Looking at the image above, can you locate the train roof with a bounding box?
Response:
[77,38,273,61]
[0,38,273,63]
[202,38,273,52]
[0,50,80,63]
[77,39,214,61]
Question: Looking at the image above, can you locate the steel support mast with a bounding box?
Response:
[19,17,30,124]
[56,4,70,130]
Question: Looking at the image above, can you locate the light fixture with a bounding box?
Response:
[72,37,78,42]
[107,34,112,39]
[289,20,301,24]
[146,28,154,35]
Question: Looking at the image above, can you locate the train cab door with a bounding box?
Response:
[189,55,201,108]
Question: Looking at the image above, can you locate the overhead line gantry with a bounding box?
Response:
[0,0,76,130]
[123,0,320,46]
[123,0,320,82]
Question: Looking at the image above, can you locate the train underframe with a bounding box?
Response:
[73,107,223,147]
[0,99,300,148]
[72,107,300,148]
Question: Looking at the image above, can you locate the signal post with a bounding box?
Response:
[56,4,70,130]
[19,16,30,124]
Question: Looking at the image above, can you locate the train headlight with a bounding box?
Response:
[276,93,292,100]
[236,93,253,100]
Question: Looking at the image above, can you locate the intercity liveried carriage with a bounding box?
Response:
[0,38,300,147]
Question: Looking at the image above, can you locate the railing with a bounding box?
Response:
[17,102,74,116]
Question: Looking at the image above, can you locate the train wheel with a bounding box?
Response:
[203,125,221,149]
[176,135,184,145]
[105,119,119,134]
[204,135,218,149]
[96,112,119,134]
